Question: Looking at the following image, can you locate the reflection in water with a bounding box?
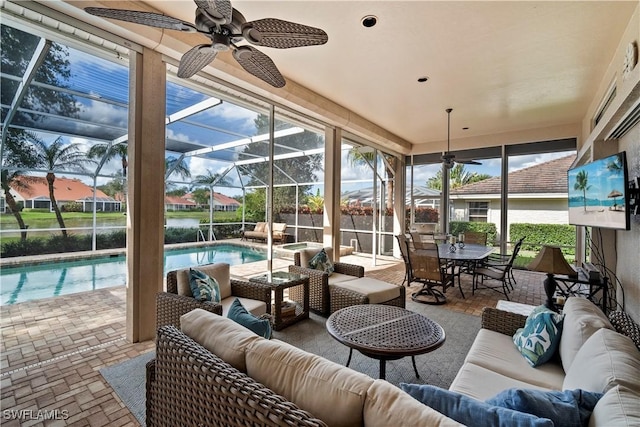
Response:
[1,244,267,305]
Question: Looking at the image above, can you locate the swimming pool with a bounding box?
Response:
[0,244,267,306]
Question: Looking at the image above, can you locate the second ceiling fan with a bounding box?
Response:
[441,108,481,169]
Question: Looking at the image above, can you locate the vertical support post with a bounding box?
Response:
[441,164,450,234]
[92,176,98,251]
[323,127,341,260]
[500,145,508,252]
[372,151,378,265]
[126,48,166,342]
[267,105,275,271]
[393,155,406,258]
[209,185,214,240]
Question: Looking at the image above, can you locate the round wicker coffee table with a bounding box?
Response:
[326,304,445,379]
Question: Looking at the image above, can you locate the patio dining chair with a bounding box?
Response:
[407,241,460,305]
[457,231,488,276]
[472,239,523,300]
[484,236,526,289]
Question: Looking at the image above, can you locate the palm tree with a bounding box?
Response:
[193,170,230,187]
[1,130,42,240]
[606,154,623,175]
[348,148,396,211]
[165,157,191,180]
[427,164,492,190]
[32,136,94,237]
[87,142,128,211]
[574,170,591,212]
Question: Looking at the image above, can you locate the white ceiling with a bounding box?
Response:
[56,1,640,154]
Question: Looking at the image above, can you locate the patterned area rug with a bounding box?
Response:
[101,301,481,424]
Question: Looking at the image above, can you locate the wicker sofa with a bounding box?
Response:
[449,298,640,426]
[146,309,462,427]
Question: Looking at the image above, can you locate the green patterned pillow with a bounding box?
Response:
[189,268,221,302]
[513,305,564,367]
[308,249,334,275]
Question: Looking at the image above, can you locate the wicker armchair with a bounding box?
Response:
[288,248,364,316]
[157,263,272,330]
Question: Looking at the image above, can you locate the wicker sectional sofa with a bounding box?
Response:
[243,222,288,243]
[146,309,461,427]
[146,298,639,426]
[450,298,640,426]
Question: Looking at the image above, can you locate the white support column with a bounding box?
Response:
[126,48,166,343]
[393,156,406,258]
[324,127,341,260]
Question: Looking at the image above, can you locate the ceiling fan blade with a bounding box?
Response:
[84,7,197,32]
[193,0,232,24]
[177,45,218,78]
[232,46,286,88]
[241,18,328,49]
[458,159,482,165]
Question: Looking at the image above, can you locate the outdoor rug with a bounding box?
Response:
[101,301,481,424]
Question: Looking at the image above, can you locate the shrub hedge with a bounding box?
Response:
[449,221,498,245]
[510,223,576,255]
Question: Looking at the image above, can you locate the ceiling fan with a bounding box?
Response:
[441,108,481,169]
[84,0,328,88]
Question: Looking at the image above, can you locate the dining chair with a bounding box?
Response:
[458,231,488,276]
[395,234,413,287]
[486,236,526,289]
[407,241,460,304]
[472,239,523,300]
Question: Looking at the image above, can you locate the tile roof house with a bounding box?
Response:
[183,192,241,211]
[2,176,121,213]
[164,195,197,211]
[450,155,576,242]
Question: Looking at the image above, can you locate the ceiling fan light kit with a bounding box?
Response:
[85,0,328,87]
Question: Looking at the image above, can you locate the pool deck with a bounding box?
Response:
[0,252,546,426]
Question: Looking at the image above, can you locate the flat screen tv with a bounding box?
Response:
[568,151,630,230]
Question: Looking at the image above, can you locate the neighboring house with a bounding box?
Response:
[450,155,576,241]
[1,176,121,213]
[164,195,197,211]
[183,192,241,211]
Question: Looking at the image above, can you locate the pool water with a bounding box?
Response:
[0,244,267,305]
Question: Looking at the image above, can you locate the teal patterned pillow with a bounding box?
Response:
[189,268,221,302]
[513,305,564,367]
[308,249,334,275]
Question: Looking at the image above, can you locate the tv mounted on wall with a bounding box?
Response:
[568,151,630,230]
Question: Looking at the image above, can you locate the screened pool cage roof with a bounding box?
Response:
[1,17,333,191]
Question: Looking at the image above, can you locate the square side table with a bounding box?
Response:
[250,271,309,331]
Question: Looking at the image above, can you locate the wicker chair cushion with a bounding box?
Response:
[330,277,400,304]
[299,247,334,268]
[608,311,640,350]
[180,308,261,373]
[176,263,232,299]
[364,380,462,427]
[588,385,640,427]
[328,273,362,286]
[246,338,373,427]
[563,328,640,394]
[558,297,612,373]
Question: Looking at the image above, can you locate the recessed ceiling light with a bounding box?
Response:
[417,76,429,83]
[462,127,469,130]
[361,15,378,28]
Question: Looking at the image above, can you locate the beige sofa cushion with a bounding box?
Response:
[245,338,373,427]
[559,297,612,372]
[588,385,640,427]
[220,296,267,317]
[330,277,401,304]
[364,380,462,427]
[464,329,564,390]
[176,263,232,300]
[563,328,640,394]
[299,247,334,268]
[180,308,261,372]
[449,362,553,401]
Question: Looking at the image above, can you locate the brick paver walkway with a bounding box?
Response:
[1,255,545,426]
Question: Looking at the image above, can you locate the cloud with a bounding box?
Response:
[508,151,574,172]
